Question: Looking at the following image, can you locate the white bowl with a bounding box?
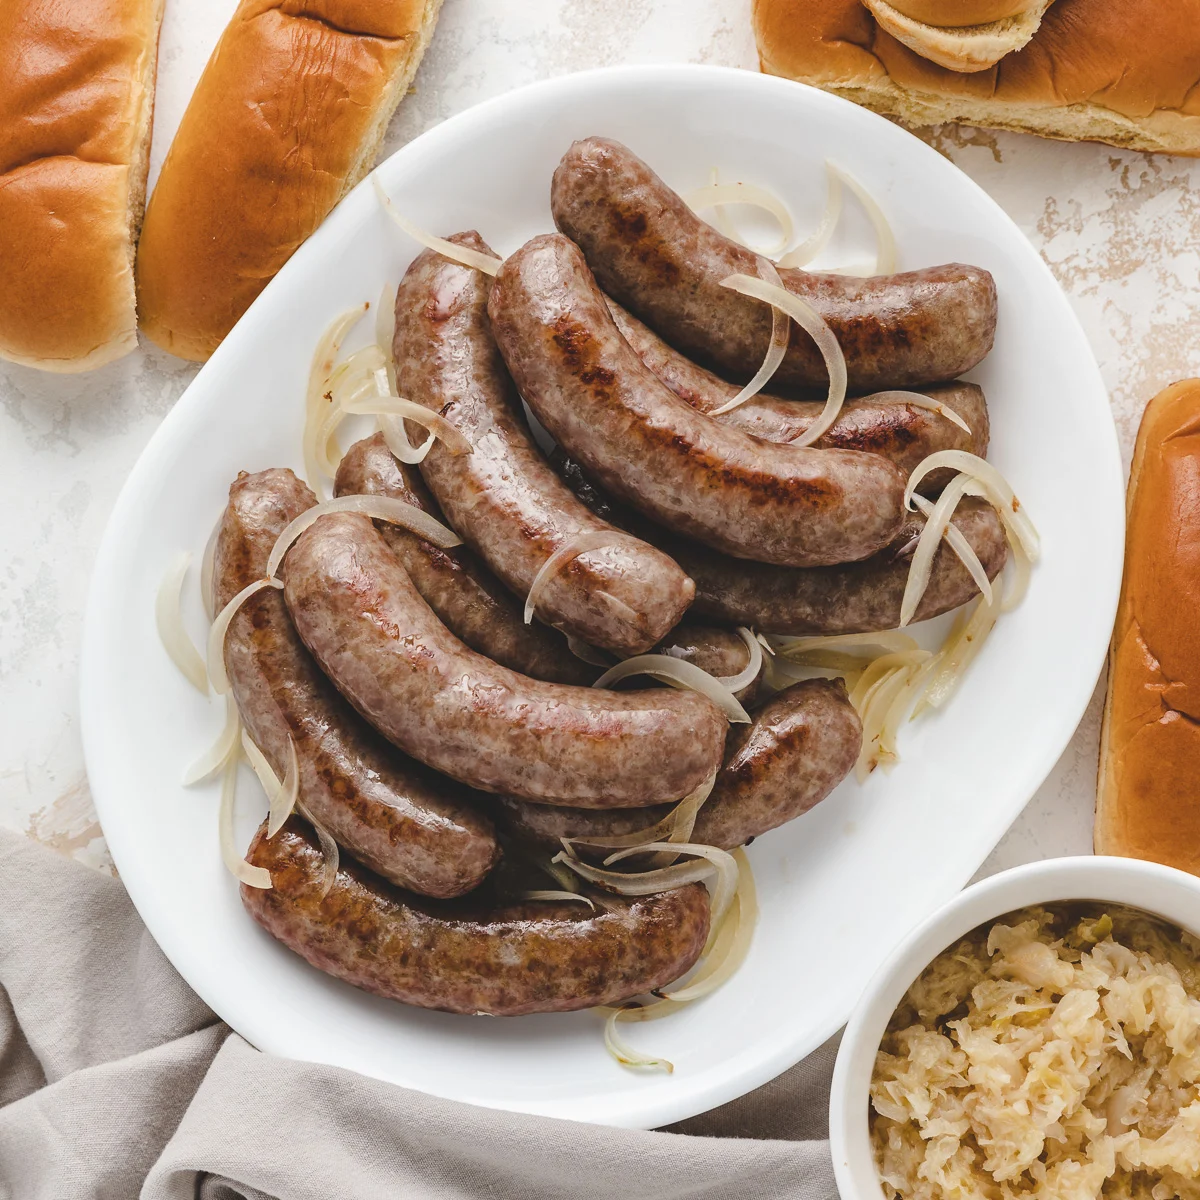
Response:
[829,855,1200,1199]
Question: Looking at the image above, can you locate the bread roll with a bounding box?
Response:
[0,0,164,372]
[861,0,1055,72]
[136,0,444,363]
[1097,380,1200,875]
[753,0,1200,156]
[883,1,1034,23]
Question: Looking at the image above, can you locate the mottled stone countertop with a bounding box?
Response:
[3,0,1198,881]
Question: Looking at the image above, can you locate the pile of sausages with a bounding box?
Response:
[218,138,1004,1018]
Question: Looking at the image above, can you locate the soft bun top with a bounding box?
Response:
[882,0,1036,26]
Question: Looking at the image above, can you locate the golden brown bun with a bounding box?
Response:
[1097,380,1200,875]
[753,0,1200,156]
[862,0,1055,73]
[136,0,444,363]
[0,0,164,372]
[885,0,1036,26]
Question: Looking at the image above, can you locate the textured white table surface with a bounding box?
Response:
[3,0,1199,877]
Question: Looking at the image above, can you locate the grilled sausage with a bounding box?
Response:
[552,137,997,392]
[334,433,595,686]
[498,679,861,852]
[552,453,1008,635]
[282,511,728,807]
[243,818,710,1015]
[393,234,693,658]
[607,298,989,487]
[214,469,498,899]
[489,233,906,567]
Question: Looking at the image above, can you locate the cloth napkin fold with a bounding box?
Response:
[0,829,839,1199]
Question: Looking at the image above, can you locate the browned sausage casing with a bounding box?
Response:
[215,469,498,899]
[498,679,860,852]
[334,432,595,686]
[489,233,906,567]
[282,511,728,807]
[552,137,998,392]
[553,453,1008,635]
[243,818,710,1016]
[607,299,989,486]
[393,234,693,658]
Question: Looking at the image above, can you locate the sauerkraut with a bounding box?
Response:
[870,905,1200,1200]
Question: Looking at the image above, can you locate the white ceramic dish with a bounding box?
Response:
[80,64,1123,1129]
[829,856,1200,1199]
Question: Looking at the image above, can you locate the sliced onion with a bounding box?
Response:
[183,694,241,786]
[373,177,501,276]
[898,473,972,628]
[379,413,435,465]
[207,577,282,695]
[604,1006,674,1073]
[375,280,399,395]
[962,479,1032,611]
[829,164,896,275]
[157,552,209,693]
[771,630,919,660]
[312,344,390,477]
[296,799,339,899]
[710,258,790,416]
[304,305,368,496]
[200,513,222,623]
[684,177,794,258]
[219,756,271,889]
[911,490,994,609]
[593,654,751,724]
[566,636,613,668]
[342,395,470,456]
[778,648,879,673]
[553,849,715,898]
[879,653,941,761]
[863,390,971,435]
[848,649,930,713]
[524,532,629,626]
[918,594,1000,714]
[778,165,843,268]
[716,627,763,693]
[603,842,739,935]
[541,858,582,893]
[520,890,596,909]
[253,732,299,838]
[719,274,846,448]
[853,653,931,781]
[266,494,461,581]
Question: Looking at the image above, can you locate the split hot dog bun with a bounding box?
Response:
[1097,380,1200,875]
[0,0,164,372]
[136,0,443,362]
[752,0,1200,156]
[860,0,1055,73]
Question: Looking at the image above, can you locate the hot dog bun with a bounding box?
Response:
[860,0,1055,72]
[1097,380,1200,875]
[136,0,443,363]
[753,0,1200,156]
[0,0,164,372]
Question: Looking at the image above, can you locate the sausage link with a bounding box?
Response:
[334,433,595,686]
[282,511,728,807]
[243,818,710,1015]
[551,452,1008,635]
[393,234,693,658]
[498,679,860,852]
[552,137,997,391]
[214,469,498,899]
[607,298,989,487]
[489,233,907,567]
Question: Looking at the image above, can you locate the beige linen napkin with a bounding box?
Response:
[0,829,839,1199]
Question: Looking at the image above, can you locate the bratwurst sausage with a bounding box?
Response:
[489,233,906,567]
[498,679,860,852]
[215,469,498,898]
[607,299,989,485]
[552,137,997,392]
[282,511,728,807]
[334,433,594,686]
[243,818,710,1015]
[393,234,693,658]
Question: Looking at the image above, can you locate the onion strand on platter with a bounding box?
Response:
[770,630,918,660]
[266,495,461,581]
[183,695,241,786]
[719,274,846,448]
[715,627,764,693]
[519,890,596,910]
[219,756,271,890]
[341,394,471,456]
[829,163,896,275]
[200,514,222,623]
[710,258,790,416]
[373,177,501,276]
[684,174,794,259]
[603,1007,674,1073]
[304,305,369,496]
[157,552,209,694]
[603,842,738,936]
[898,473,974,628]
[592,654,751,724]
[777,165,843,268]
[207,577,283,695]
[296,800,339,899]
[239,730,299,838]
[917,594,1000,715]
[379,413,435,465]
[863,390,971,435]
[911,491,994,608]
[524,532,629,626]
[853,653,932,781]
[375,280,399,394]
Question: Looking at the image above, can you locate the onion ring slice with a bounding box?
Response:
[862,390,972,435]
[524,532,629,626]
[342,395,470,456]
[709,258,790,416]
[207,577,282,695]
[715,627,763,693]
[829,163,897,275]
[373,177,502,276]
[296,800,339,899]
[592,654,751,724]
[777,165,843,268]
[519,890,596,910]
[219,756,271,890]
[157,552,208,694]
[683,176,794,259]
[910,491,994,610]
[183,694,241,786]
